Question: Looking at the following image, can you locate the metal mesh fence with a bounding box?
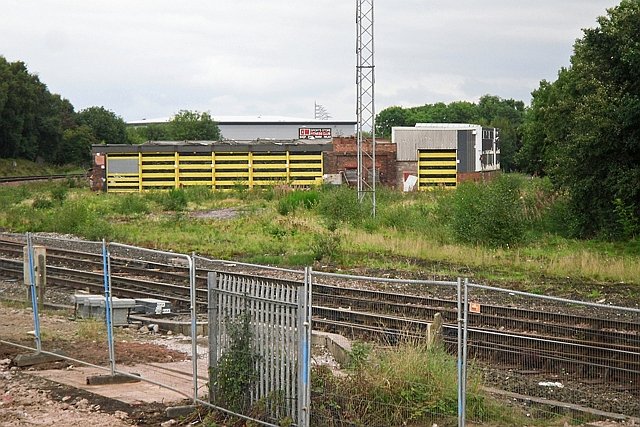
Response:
[0,233,198,403]
[2,233,640,426]
[310,270,460,427]
[466,282,640,424]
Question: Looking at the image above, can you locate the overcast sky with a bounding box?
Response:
[0,1,621,122]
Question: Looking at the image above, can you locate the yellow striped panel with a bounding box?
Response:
[253,172,288,178]
[179,164,212,170]
[418,152,457,159]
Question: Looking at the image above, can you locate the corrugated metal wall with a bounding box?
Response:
[394,129,458,161]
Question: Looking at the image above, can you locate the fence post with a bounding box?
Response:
[189,253,197,404]
[25,233,41,353]
[104,240,115,375]
[457,277,463,427]
[208,271,218,403]
[305,267,312,427]
[297,267,312,427]
[462,278,469,427]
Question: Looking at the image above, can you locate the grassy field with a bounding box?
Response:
[0,172,639,303]
[2,164,638,426]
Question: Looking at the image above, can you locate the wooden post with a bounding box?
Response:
[23,246,46,311]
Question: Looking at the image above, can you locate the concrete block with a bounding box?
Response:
[86,373,141,385]
[312,331,352,366]
[166,405,197,419]
[13,351,64,367]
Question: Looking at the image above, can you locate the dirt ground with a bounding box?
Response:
[0,301,193,426]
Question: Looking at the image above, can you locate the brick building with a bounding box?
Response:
[323,136,398,187]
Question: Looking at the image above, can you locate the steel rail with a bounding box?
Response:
[0,173,87,184]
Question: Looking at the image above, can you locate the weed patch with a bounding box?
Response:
[312,342,519,426]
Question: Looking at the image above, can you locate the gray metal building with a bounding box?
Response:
[392,123,500,189]
[128,115,356,141]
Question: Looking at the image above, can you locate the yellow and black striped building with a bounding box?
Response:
[91,141,331,192]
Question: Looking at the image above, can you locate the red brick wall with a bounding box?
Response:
[396,161,418,190]
[324,137,397,186]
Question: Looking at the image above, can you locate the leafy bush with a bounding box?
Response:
[310,231,341,261]
[32,198,54,210]
[450,175,525,248]
[42,199,117,241]
[317,186,363,224]
[50,185,68,203]
[114,193,149,215]
[209,311,259,414]
[146,188,188,211]
[613,198,639,240]
[276,190,319,215]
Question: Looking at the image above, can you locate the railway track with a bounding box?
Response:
[1,237,639,387]
[0,173,87,184]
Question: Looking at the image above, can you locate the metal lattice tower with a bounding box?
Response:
[314,102,332,120]
[356,0,376,216]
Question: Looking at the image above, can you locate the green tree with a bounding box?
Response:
[56,125,96,166]
[518,0,640,238]
[375,106,409,138]
[76,106,128,145]
[477,95,525,172]
[0,56,70,161]
[143,123,170,141]
[168,110,220,140]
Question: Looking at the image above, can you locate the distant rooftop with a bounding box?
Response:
[414,123,482,128]
[128,115,355,125]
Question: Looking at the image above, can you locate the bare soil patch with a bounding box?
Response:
[0,301,192,426]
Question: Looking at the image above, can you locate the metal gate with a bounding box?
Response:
[208,270,312,427]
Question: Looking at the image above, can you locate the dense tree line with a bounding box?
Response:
[0,56,220,166]
[517,0,640,239]
[0,56,130,166]
[375,95,525,171]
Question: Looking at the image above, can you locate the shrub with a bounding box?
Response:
[317,186,363,224]
[450,175,525,248]
[276,190,319,215]
[310,231,341,261]
[209,311,259,414]
[311,342,508,426]
[42,199,117,241]
[162,188,189,211]
[50,185,68,203]
[114,193,149,215]
[32,198,54,210]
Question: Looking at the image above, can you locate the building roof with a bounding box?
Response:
[128,115,355,126]
[413,123,483,129]
[92,139,333,154]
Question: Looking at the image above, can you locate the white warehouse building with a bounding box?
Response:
[128,115,356,141]
[392,123,500,189]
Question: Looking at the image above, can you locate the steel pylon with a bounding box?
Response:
[356,0,376,216]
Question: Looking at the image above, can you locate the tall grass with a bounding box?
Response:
[312,341,520,426]
[1,178,639,288]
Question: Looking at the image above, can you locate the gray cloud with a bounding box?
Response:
[0,0,619,121]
